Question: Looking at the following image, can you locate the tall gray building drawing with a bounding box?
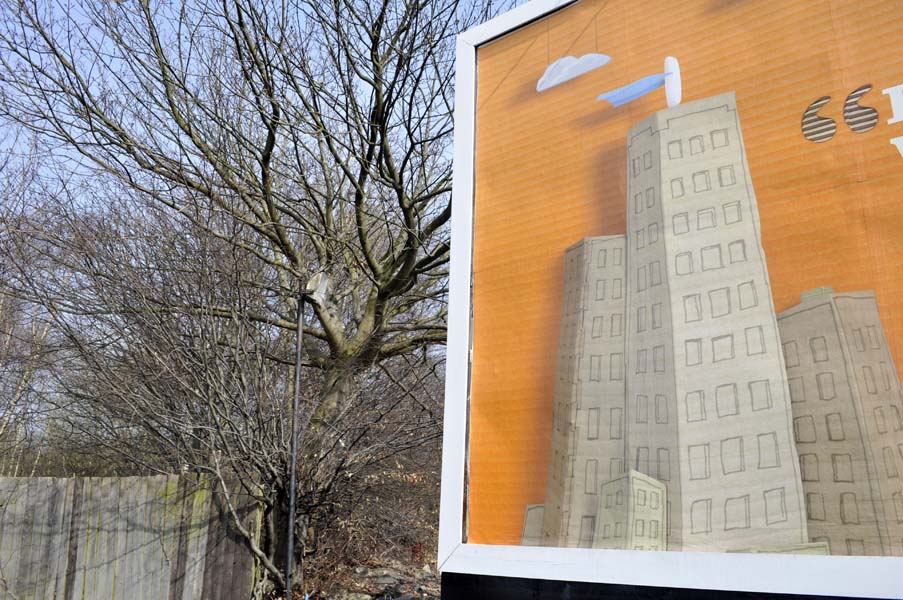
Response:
[533,93,812,552]
[623,92,807,551]
[541,236,627,547]
[777,288,903,556]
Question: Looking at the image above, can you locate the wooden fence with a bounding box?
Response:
[0,475,260,600]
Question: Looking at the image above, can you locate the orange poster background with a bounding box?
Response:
[469,0,903,545]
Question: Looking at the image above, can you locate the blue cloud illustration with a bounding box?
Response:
[537,53,612,92]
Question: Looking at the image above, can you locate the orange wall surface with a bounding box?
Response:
[469,0,903,545]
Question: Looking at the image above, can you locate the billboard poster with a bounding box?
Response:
[440,0,903,596]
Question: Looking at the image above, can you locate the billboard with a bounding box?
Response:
[439,0,903,596]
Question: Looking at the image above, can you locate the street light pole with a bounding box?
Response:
[285,285,305,599]
[284,273,329,599]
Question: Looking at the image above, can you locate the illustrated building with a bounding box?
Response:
[623,92,808,551]
[593,470,666,551]
[777,288,903,556]
[540,236,627,547]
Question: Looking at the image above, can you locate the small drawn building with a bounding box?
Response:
[593,470,667,551]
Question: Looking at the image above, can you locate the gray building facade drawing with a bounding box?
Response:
[541,236,627,547]
[624,92,808,551]
[777,288,903,556]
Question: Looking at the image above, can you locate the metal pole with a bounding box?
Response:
[285,289,305,598]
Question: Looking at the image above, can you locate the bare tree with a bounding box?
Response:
[0,0,507,591]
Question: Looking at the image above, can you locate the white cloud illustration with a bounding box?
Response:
[536,53,611,92]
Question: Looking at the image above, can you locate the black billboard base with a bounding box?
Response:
[440,572,884,600]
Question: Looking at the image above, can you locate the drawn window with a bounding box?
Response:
[689,444,710,480]
[637,306,647,332]
[592,316,604,338]
[650,261,662,286]
[810,337,829,363]
[738,280,758,310]
[632,157,641,176]
[595,279,606,300]
[611,278,623,299]
[636,447,649,472]
[655,395,668,424]
[866,325,881,349]
[684,294,702,322]
[653,345,665,372]
[728,240,747,263]
[832,454,853,482]
[826,413,844,441]
[709,287,731,318]
[800,453,819,481]
[637,489,647,506]
[863,366,877,394]
[764,488,787,525]
[613,248,623,265]
[635,520,645,537]
[675,252,693,275]
[788,377,806,403]
[697,207,716,229]
[636,229,646,250]
[657,448,671,481]
[597,248,607,267]
[853,328,866,352]
[691,499,711,534]
[643,150,653,170]
[712,334,735,362]
[685,339,703,366]
[701,245,723,271]
[690,135,704,155]
[610,353,624,381]
[587,408,600,440]
[723,201,741,224]
[647,222,659,244]
[585,460,598,494]
[759,433,780,469]
[749,379,773,411]
[745,326,766,356]
[893,406,903,431]
[716,384,739,417]
[590,355,602,381]
[816,372,836,400]
[806,493,826,521]
[636,394,648,422]
[578,516,595,548]
[650,492,660,510]
[651,303,662,329]
[711,128,729,148]
[693,171,711,193]
[718,165,736,187]
[610,408,623,439]
[783,341,799,368]
[875,407,888,433]
[883,447,898,478]
[721,436,744,474]
[671,178,685,199]
[611,314,623,337]
[840,493,859,524]
[686,391,706,422]
[646,187,656,208]
[881,362,893,391]
[794,416,816,443]
[650,520,659,539]
[668,140,683,159]
[636,265,647,292]
[634,193,643,214]
[673,212,689,234]
[894,492,903,523]
[724,495,750,530]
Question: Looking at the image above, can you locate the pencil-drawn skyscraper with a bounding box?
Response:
[541,236,627,547]
[624,92,808,551]
[777,288,903,556]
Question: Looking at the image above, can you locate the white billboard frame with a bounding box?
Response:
[437,1,903,597]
